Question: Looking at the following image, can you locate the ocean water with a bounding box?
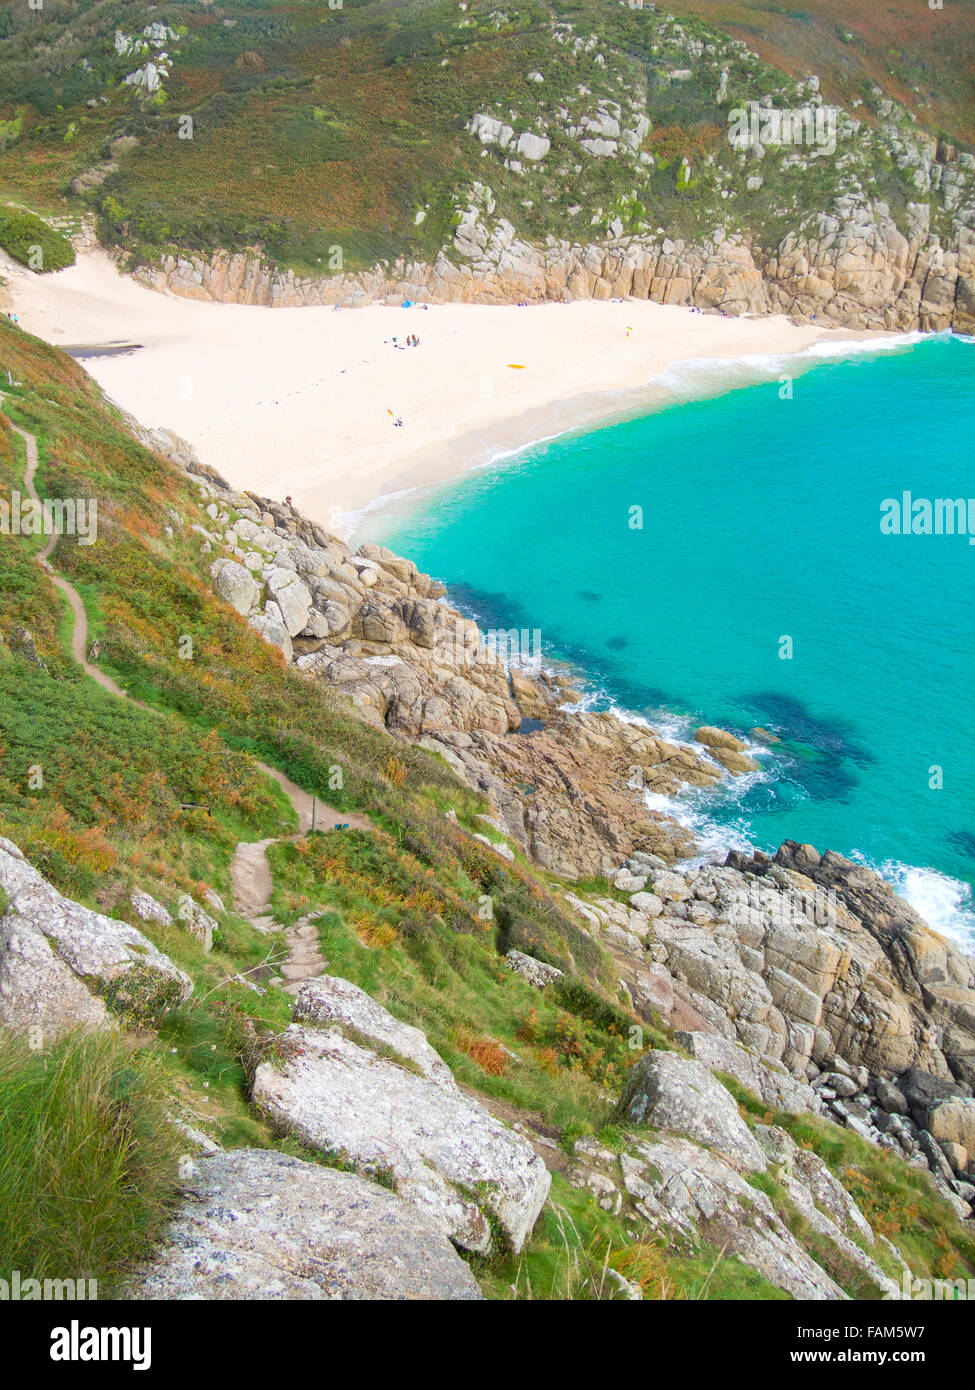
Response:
[358,334,975,946]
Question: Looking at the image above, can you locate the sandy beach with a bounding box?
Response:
[2,247,844,536]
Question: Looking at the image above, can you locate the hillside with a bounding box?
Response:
[2,316,975,1300]
[0,1,973,330]
[666,0,975,146]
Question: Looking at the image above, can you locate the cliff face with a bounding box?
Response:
[133,206,975,334]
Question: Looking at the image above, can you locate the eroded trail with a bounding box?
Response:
[230,838,277,930]
[229,835,329,991]
[4,403,370,992]
[13,417,127,697]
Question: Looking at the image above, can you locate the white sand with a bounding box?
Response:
[3,247,842,536]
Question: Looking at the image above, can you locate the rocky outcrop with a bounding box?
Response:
[673,1029,820,1116]
[594,1049,900,1299]
[251,977,550,1253]
[578,847,975,1215]
[735,842,975,1090]
[147,427,749,877]
[616,1049,768,1171]
[623,1136,847,1299]
[0,836,191,1038]
[127,1149,482,1300]
[131,215,975,335]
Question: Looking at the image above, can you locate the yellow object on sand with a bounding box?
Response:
[507,363,526,369]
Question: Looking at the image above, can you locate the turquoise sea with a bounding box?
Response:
[357,334,975,946]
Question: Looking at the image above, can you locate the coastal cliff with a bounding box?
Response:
[21,2,967,337]
[150,420,975,1224]
[132,209,975,335]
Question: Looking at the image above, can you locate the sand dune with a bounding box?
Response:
[3,247,840,536]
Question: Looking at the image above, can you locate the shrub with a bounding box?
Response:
[0,205,75,273]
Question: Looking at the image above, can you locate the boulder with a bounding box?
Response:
[899,1068,965,1128]
[266,567,313,637]
[293,977,454,1086]
[352,599,406,646]
[209,558,259,617]
[615,1049,767,1171]
[630,891,664,918]
[695,726,748,753]
[126,1149,481,1300]
[130,888,173,927]
[612,867,647,892]
[875,1079,909,1115]
[708,746,760,775]
[252,978,550,1252]
[248,609,293,663]
[940,1140,969,1176]
[928,1097,975,1153]
[504,949,564,989]
[515,132,550,162]
[651,871,692,902]
[674,1030,820,1116]
[0,837,191,1039]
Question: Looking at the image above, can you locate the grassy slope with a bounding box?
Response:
[1,317,974,1297]
[0,0,971,277]
[665,0,975,145]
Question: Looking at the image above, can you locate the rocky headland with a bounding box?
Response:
[148,422,975,1235]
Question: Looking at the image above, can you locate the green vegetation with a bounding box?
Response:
[0,316,652,1289]
[0,1,969,279]
[0,1030,184,1293]
[478,1177,791,1299]
[666,0,975,144]
[0,203,74,271]
[1,297,973,1298]
[722,1074,975,1286]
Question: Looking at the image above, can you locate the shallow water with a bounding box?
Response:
[361,334,975,945]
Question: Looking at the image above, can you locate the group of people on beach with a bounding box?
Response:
[388,334,421,349]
